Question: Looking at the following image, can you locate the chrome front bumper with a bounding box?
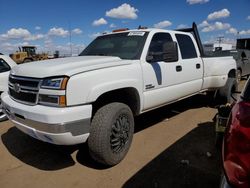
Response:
[1,92,92,145]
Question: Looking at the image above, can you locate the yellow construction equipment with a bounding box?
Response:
[9,46,48,64]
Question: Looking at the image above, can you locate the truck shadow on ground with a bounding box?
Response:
[1,93,218,171]
[134,93,217,133]
[123,122,222,188]
[1,127,78,170]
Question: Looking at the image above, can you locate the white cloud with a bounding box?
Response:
[0,28,44,41]
[109,23,116,28]
[106,3,138,19]
[40,39,85,56]
[154,20,172,29]
[48,27,69,37]
[35,26,41,30]
[186,0,209,5]
[72,28,82,34]
[0,42,31,54]
[25,34,44,41]
[177,24,188,29]
[239,30,250,35]
[1,28,31,39]
[198,20,210,28]
[247,16,250,20]
[207,9,230,20]
[0,28,85,55]
[204,36,236,46]
[202,22,230,32]
[226,28,238,35]
[92,18,108,26]
[223,38,236,45]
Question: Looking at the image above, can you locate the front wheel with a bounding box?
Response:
[88,102,134,166]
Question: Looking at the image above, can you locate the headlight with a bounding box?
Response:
[41,77,69,90]
[39,76,68,107]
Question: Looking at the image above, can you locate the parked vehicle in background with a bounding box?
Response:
[9,46,48,64]
[236,38,250,81]
[221,78,250,188]
[204,38,250,82]
[1,23,237,166]
[0,54,16,121]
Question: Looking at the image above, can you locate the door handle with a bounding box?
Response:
[176,65,182,72]
[196,64,201,69]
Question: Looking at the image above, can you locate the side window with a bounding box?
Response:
[147,33,173,62]
[175,34,197,59]
[0,58,11,73]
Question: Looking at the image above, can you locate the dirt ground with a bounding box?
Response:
[0,81,246,188]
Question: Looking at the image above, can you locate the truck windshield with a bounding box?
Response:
[79,32,148,60]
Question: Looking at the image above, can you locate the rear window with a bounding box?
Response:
[175,34,197,59]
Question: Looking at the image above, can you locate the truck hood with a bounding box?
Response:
[11,56,130,78]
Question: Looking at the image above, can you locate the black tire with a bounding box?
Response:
[88,102,134,166]
[218,78,238,104]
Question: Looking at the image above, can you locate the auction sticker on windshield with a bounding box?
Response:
[128,32,145,36]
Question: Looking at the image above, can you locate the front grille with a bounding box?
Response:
[9,75,41,105]
[9,76,40,88]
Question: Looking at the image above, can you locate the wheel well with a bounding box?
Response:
[92,88,140,116]
[228,69,236,78]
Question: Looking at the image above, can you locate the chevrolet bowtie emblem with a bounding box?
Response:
[13,83,21,93]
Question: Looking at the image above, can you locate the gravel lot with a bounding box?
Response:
[0,80,246,188]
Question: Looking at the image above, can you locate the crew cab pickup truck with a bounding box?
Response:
[0,54,16,121]
[1,23,237,166]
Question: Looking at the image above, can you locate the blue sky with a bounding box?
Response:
[0,0,249,55]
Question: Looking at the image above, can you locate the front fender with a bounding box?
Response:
[86,79,142,102]
[66,63,143,106]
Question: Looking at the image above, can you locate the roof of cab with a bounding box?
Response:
[102,28,189,36]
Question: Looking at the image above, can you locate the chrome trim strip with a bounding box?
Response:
[9,87,38,94]
[39,88,66,95]
[13,115,90,136]
[9,75,41,82]
[9,83,39,91]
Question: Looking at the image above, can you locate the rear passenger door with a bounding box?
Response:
[174,33,203,94]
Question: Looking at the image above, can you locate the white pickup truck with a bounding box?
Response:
[0,54,16,121]
[1,23,237,166]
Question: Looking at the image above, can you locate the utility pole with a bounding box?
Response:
[217,36,224,47]
[69,21,72,56]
